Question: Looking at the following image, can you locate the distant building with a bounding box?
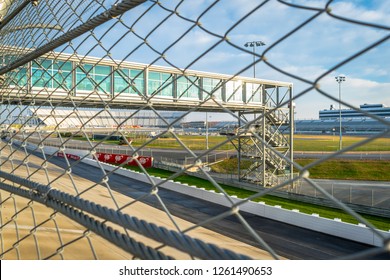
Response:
[291,103,390,135]
[319,104,390,120]
[0,105,185,128]
[293,118,388,135]
[189,103,389,135]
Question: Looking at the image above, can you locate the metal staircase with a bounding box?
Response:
[222,108,291,187]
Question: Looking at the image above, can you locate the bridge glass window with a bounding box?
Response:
[76,64,93,91]
[148,71,173,97]
[93,65,111,93]
[245,82,262,103]
[52,60,73,90]
[2,56,27,88]
[177,75,199,99]
[114,68,144,95]
[9,66,27,88]
[76,63,111,93]
[31,59,53,88]
[225,80,243,102]
[202,78,222,100]
[31,59,73,90]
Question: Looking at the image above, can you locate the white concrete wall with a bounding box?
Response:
[81,158,390,247]
[12,140,93,159]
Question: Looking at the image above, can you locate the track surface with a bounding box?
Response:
[41,154,389,260]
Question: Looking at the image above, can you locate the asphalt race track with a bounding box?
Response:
[40,154,389,260]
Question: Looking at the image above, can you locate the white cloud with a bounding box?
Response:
[337,78,390,107]
[293,74,390,119]
[82,0,389,120]
[330,1,390,26]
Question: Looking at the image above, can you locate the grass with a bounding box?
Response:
[295,159,390,181]
[293,134,390,152]
[212,158,390,181]
[74,134,390,152]
[211,158,249,174]
[120,165,390,231]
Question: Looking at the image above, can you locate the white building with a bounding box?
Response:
[0,105,185,128]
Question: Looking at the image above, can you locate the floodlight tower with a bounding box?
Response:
[335,75,346,150]
[244,40,265,78]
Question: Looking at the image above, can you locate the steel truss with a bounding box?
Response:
[224,86,294,187]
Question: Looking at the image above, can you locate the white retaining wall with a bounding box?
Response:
[15,140,390,247]
[13,140,93,160]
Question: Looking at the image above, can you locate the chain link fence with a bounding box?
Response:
[0,0,389,260]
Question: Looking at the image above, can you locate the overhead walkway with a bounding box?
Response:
[1,50,294,188]
[0,50,292,112]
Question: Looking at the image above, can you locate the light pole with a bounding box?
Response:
[205,112,211,164]
[335,75,346,150]
[206,111,209,151]
[244,40,266,78]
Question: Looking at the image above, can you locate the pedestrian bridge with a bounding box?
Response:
[1,50,294,187]
[1,51,293,112]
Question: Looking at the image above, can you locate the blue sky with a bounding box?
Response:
[77,0,390,120]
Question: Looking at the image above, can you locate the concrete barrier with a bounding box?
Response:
[12,140,93,160]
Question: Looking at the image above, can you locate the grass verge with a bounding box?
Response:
[295,159,390,181]
[70,134,390,151]
[211,158,390,181]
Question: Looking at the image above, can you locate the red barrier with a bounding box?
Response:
[95,152,153,168]
[57,152,81,160]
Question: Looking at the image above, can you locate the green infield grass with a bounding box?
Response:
[75,133,390,152]
[211,158,390,181]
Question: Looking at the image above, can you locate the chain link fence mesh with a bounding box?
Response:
[0,0,389,260]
